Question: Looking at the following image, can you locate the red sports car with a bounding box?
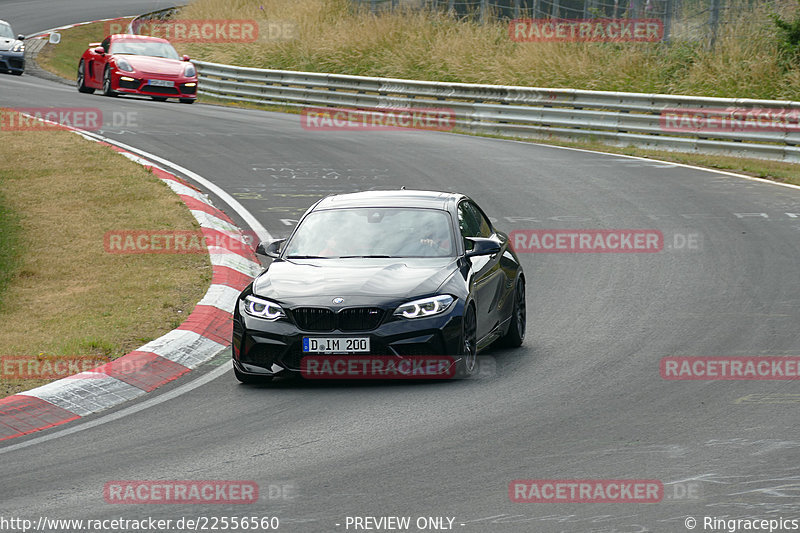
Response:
[77,34,197,103]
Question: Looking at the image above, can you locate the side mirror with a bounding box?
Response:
[17,34,25,41]
[256,239,286,259]
[465,237,501,257]
[94,46,105,55]
[182,54,190,62]
[48,32,60,44]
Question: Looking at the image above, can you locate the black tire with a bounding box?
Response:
[179,98,195,104]
[151,96,168,102]
[77,60,94,93]
[455,304,478,378]
[498,277,526,348]
[102,65,117,96]
[11,70,23,76]
[233,364,273,384]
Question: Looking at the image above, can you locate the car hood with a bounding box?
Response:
[252,258,458,303]
[0,38,20,52]
[118,55,186,76]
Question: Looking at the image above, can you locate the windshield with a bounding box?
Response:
[109,40,179,59]
[284,207,455,258]
[0,23,14,39]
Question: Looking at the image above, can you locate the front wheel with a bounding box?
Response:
[77,59,94,93]
[455,304,478,378]
[498,277,526,348]
[102,65,117,96]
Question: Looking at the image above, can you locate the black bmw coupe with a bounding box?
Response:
[232,190,526,382]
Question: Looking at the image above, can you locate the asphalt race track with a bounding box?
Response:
[1,3,799,532]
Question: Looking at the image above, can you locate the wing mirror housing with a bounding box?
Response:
[256,239,286,259]
[465,237,501,257]
[182,54,191,61]
[94,46,105,55]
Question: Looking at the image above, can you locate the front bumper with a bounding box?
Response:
[232,300,464,378]
[113,70,197,99]
[0,51,24,73]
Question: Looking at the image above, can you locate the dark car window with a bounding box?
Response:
[101,37,110,52]
[458,201,493,239]
[458,202,480,238]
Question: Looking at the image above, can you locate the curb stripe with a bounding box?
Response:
[95,351,191,393]
[0,396,80,442]
[0,107,262,441]
[212,265,256,290]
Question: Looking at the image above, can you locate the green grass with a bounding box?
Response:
[36,17,133,81]
[0,110,211,398]
[32,4,800,188]
[177,0,800,99]
[0,190,23,309]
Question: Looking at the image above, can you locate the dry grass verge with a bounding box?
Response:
[0,111,210,397]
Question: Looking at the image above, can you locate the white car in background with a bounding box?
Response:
[0,20,25,75]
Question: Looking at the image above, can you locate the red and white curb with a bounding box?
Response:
[0,124,263,441]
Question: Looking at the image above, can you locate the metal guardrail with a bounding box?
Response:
[192,60,800,162]
[126,5,184,34]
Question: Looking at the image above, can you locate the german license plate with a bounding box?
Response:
[302,337,370,353]
[148,79,174,87]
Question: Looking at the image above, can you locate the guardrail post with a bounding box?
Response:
[663,0,673,43]
[709,0,721,49]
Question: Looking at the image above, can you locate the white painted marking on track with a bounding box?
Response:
[459,132,800,191]
[0,361,232,455]
[75,131,273,243]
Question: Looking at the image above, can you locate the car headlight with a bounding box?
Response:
[394,295,455,319]
[184,63,196,77]
[11,42,24,53]
[116,57,134,72]
[243,295,286,320]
